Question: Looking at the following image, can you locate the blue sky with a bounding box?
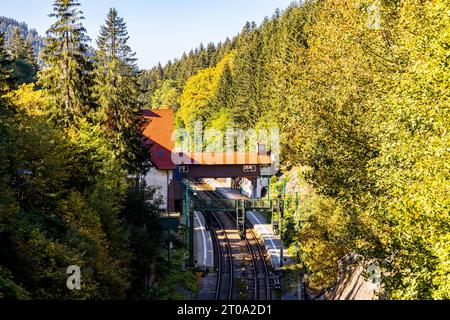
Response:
[1,0,293,69]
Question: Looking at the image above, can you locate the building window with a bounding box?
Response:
[157,151,164,158]
[179,166,189,173]
[260,165,270,176]
[243,165,257,173]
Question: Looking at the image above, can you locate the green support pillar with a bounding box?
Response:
[259,176,263,198]
[279,199,284,268]
[280,178,287,268]
[280,247,284,268]
[270,203,274,228]
[189,206,194,267]
[184,179,189,246]
[182,179,195,267]
[237,199,246,239]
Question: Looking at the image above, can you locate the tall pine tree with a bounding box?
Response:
[7,27,38,86]
[8,27,26,61]
[230,26,262,128]
[211,62,233,113]
[23,37,38,68]
[0,33,11,94]
[39,0,93,126]
[94,8,148,173]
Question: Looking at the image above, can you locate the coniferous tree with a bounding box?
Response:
[230,28,262,128]
[94,8,148,173]
[39,0,93,126]
[206,42,216,66]
[0,33,11,94]
[8,27,26,61]
[197,43,207,69]
[96,8,137,67]
[23,37,38,68]
[212,62,233,113]
[7,27,38,86]
[135,0,449,299]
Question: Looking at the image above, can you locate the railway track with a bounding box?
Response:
[192,180,271,300]
[210,210,234,300]
[189,188,234,300]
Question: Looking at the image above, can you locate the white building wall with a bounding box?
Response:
[225,178,233,188]
[241,178,254,198]
[240,177,270,199]
[256,177,270,199]
[145,168,172,210]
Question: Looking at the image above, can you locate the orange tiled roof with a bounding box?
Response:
[142,109,273,169]
[142,109,176,170]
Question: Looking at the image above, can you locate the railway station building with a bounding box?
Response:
[141,109,277,212]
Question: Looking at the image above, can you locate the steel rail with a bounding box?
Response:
[189,187,234,300]
[210,210,234,300]
[202,186,271,300]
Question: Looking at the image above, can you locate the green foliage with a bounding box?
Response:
[151,80,180,111]
[0,32,12,93]
[6,84,50,116]
[229,24,265,128]
[6,27,38,86]
[0,266,30,299]
[1,0,447,300]
[366,0,450,299]
[93,8,149,173]
[139,37,236,109]
[7,27,25,61]
[0,5,163,300]
[7,27,33,64]
[0,16,45,59]
[120,183,165,298]
[96,8,136,67]
[38,0,93,126]
[298,196,349,290]
[0,85,164,299]
[9,60,36,86]
[154,0,449,299]
[208,62,233,126]
[177,52,234,130]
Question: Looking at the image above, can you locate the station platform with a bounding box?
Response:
[204,179,293,269]
[193,210,214,272]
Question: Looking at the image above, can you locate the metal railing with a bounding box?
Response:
[191,198,275,211]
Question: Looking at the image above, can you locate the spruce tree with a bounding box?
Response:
[0,33,11,94]
[212,62,233,112]
[8,27,26,61]
[197,43,207,69]
[206,42,216,66]
[23,37,38,68]
[94,8,148,173]
[97,8,137,67]
[230,28,262,128]
[7,27,38,86]
[39,0,93,126]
